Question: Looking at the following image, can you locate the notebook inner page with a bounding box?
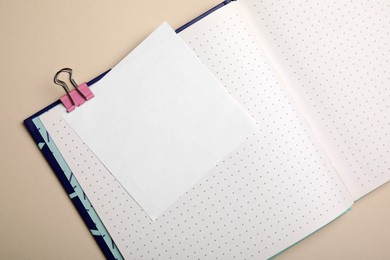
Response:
[61,22,256,220]
[238,0,390,200]
[40,3,353,259]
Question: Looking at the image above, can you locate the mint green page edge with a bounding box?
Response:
[269,207,352,259]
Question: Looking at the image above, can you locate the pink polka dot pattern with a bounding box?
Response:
[239,0,390,199]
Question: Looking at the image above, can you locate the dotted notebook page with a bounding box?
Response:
[238,0,390,200]
[40,5,352,260]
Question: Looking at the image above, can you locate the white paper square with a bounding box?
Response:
[62,23,256,220]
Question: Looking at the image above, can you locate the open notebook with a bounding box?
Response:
[26,1,390,259]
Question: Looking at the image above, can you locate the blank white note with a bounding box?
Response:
[62,22,256,220]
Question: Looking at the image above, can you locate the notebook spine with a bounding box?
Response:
[175,0,235,33]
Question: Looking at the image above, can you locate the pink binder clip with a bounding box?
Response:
[54,68,94,112]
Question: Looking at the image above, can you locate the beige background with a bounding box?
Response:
[0,0,389,259]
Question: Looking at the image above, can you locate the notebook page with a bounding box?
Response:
[40,4,352,259]
[238,0,390,200]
